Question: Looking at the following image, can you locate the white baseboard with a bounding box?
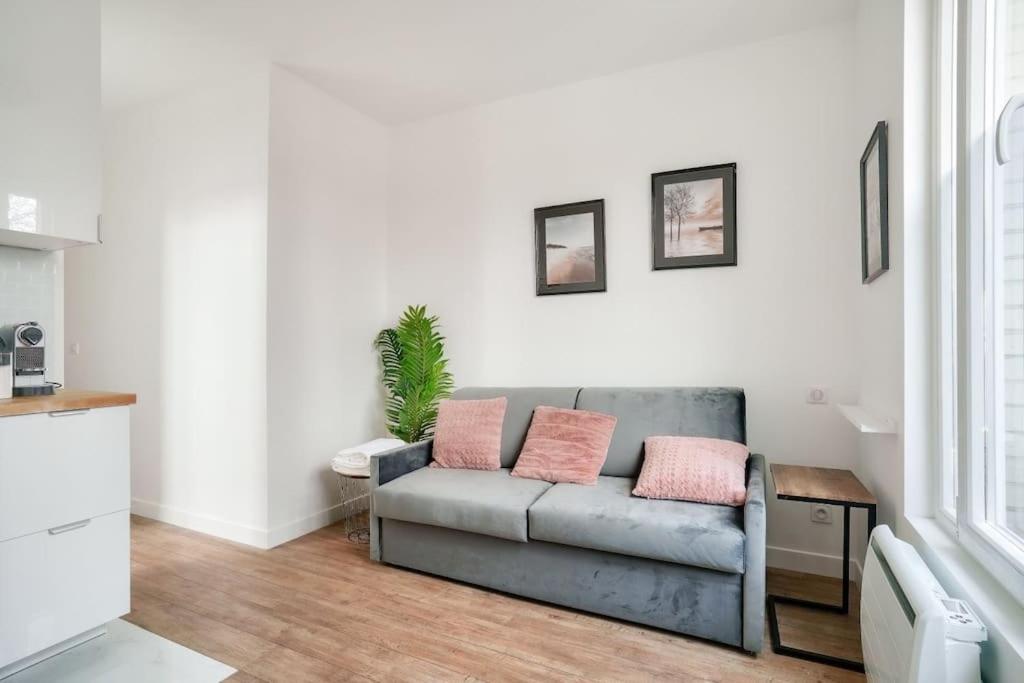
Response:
[768,545,864,584]
[131,498,270,549]
[265,502,348,548]
[131,498,348,550]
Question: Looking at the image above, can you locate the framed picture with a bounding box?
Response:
[860,121,889,284]
[652,163,736,270]
[534,199,606,296]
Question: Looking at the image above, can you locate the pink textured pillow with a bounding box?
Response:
[431,397,507,470]
[511,406,617,485]
[633,436,749,505]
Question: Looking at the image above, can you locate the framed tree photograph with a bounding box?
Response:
[860,121,889,284]
[652,163,736,270]
[534,199,606,295]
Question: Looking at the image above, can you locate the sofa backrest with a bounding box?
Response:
[449,387,581,468]
[575,387,746,477]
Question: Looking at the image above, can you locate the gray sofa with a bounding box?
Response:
[369,387,767,653]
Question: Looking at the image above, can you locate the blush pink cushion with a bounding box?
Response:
[511,406,617,485]
[633,436,749,506]
[430,397,507,471]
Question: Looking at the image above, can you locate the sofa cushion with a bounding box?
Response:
[511,406,617,485]
[449,387,581,468]
[633,436,749,506]
[528,475,745,573]
[372,467,552,542]
[431,396,507,470]
[575,387,746,477]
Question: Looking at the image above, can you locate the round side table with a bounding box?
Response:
[334,468,371,544]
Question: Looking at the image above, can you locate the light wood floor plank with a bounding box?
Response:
[129,516,864,682]
[124,589,276,670]
[131,539,578,681]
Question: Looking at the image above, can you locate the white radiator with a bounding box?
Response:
[861,525,986,683]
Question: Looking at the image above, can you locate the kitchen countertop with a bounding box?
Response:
[0,389,137,417]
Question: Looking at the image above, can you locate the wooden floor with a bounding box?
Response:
[128,516,865,682]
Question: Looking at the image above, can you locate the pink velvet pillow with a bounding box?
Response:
[633,436,749,506]
[430,397,507,470]
[510,406,617,485]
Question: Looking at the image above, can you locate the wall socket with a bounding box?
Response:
[806,387,829,404]
[810,504,833,524]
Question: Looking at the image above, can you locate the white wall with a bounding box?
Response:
[386,23,867,572]
[68,68,389,548]
[66,76,271,545]
[848,0,907,565]
[266,66,389,544]
[899,0,936,523]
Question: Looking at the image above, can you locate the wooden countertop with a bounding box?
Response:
[0,389,137,418]
[770,463,877,506]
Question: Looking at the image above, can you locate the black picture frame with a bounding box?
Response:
[860,121,889,284]
[651,163,737,270]
[534,199,606,296]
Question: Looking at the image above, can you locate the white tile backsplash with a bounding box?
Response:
[0,246,58,353]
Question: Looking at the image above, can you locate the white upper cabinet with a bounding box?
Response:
[0,0,101,250]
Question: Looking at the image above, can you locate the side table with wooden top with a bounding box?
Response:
[767,464,877,672]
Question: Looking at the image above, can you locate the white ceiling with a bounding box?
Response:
[103,0,855,124]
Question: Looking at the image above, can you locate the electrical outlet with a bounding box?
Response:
[810,505,832,524]
[806,387,828,404]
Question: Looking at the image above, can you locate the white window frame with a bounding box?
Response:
[939,0,1024,604]
[937,0,959,528]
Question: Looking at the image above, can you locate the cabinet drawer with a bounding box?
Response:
[0,510,129,668]
[0,407,129,542]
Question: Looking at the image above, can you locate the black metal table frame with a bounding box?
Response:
[766,494,876,673]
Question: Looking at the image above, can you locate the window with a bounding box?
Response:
[999,0,1024,544]
[939,0,1024,601]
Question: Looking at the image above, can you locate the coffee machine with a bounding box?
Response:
[2,322,55,396]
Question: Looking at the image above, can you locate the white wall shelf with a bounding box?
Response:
[837,404,897,434]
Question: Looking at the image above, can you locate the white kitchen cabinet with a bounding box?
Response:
[0,0,101,251]
[0,396,133,677]
[0,407,130,543]
[0,511,129,672]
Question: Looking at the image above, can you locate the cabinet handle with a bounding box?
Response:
[48,409,90,417]
[48,519,90,535]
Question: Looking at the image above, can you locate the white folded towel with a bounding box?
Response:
[331,438,405,475]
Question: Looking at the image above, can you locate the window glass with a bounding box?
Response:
[1000,0,1024,539]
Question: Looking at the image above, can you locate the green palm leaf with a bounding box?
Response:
[373,328,403,392]
[375,305,454,442]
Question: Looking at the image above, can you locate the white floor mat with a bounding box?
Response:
[4,619,235,682]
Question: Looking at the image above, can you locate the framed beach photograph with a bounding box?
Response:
[534,199,606,295]
[651,163,736,270]
[860,121,889,284]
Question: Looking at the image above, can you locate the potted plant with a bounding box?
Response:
[374,305,454,443]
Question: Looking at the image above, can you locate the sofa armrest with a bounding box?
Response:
[369,439,433,561]
[742,453,767,653]
[370,439,433,489]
